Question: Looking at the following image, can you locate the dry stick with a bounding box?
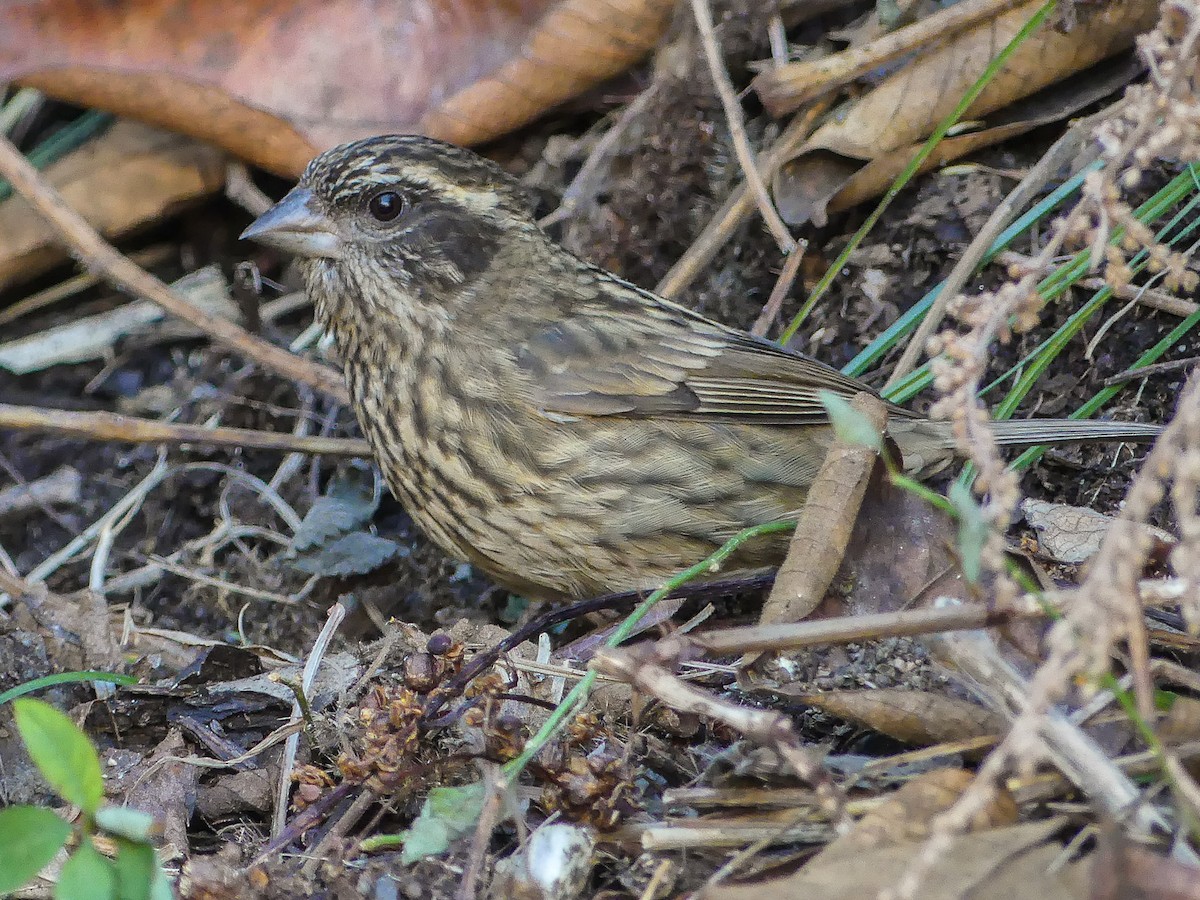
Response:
[592,644,848,830]
[0,133,349,404]
[275,600,346,837]
[1102,355,1200,387]
[0,245,173,327]
[657,100,827,299]
[0,403,369,457]
[997,249,1200,317]
[884,110,1104,389]
[693,599,1042,656]
[930,626,1170,840]
[753,0,1026,114]
[755,393,888,634]
[539,81,662,228]
[688,0,796,255]
[750,239,809,337]
[458,769,502,900]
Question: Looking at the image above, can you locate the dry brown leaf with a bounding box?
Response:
[1091,834,1200,900]
[0,121,225,290]
[703,822,1085,900]
[784,688,1006,746]
[829,768,1017,855]
[758,393,887,629]
[773,0,1155,225]
[830,470,966,619]
[701,771,1065,900]
[104,729,198,862]
[807,0,1152,157]
[0,0,674,176]
[1157,695,1200,746]
[1021,498,1175,565]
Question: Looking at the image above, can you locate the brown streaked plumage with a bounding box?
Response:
[242,135,1161,600]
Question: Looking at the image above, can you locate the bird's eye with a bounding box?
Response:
[367,190,405,222]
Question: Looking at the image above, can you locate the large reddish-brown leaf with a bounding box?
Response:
[0,0,673,176]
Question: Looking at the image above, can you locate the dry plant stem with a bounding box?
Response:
[145,555,297,604]
[300,787,381,877]
[0,467,79,520]
[753,0,1026,114]
[640,860,675,899]
[933,625,1170,839]
[1008,740,1200,805]
[0,132,349,404]
[1102,355,1200,386]
[688,0,795,254]
[458,769,502,900]
[539,81,662,228]
[695,600,1042,656]
[898,376,1200,896]
[997,250,1200,317]
[0,245,172,327]
[635,820,833,850]
[757,393,886,633]
[0,403,369,457]
[225,161,275,217]
[25,453,170,584]
[750,238,809,336]
[593,644,848,829]
[655,98,829,299]
[885,108,1100,388]
[276,600,346,837]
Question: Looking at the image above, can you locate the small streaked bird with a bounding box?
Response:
[242,135,1161,600]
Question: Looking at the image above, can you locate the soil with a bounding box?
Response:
[0,3,1194,897]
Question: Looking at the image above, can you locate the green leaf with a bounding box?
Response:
[12,698,105,814]
[148,860,174,900]
[94,807,159,844]
[0,672,137,707]
[818,391,883,452]
[113,840,156,900]
[55,841,117,900]
[948,481,988,583]
[400,782,486,864]
[0,805,72,892]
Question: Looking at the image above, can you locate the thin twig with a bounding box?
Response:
[753,0,1026,114]
[657,100,827,299]
[458,769,502,900]
[0,403,369,457]
[692,599,1044,656]
[688,0,796,254]
[750,239,809,337]
[998,250,1200,317]
[539,82,662,228]
[0,132,348,403]
[884,103,1109,388]
[275,601,346,836]
[1102,356,1200,386]
[0,246,173,327]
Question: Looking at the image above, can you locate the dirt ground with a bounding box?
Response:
[0,4,1195,898]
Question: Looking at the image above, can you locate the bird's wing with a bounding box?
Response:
[515,270,912,425]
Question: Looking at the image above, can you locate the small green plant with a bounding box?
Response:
[0,698,171,900]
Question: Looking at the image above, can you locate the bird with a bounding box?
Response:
[241,134,1161,601]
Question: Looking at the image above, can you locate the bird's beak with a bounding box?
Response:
[240,187,343,259]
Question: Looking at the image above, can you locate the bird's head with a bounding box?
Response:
[241,135,538,314]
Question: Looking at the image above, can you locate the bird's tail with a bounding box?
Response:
[889,417,1161,476]
[988,418,1162,447]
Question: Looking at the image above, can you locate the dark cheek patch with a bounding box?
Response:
[409,206,501,280]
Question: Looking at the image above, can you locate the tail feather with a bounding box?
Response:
[988,419,1162,448]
